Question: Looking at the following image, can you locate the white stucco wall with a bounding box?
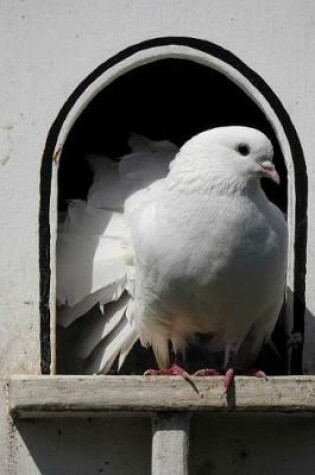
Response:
[1,1,315,473]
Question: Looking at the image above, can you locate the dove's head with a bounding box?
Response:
[172,126,279,193]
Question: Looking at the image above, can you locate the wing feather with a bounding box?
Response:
[57,136,177,373]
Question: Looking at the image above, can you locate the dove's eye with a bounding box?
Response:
[237,144,251,156]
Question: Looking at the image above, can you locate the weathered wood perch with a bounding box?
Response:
[8,375,315,417]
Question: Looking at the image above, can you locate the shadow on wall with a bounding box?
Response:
[13,413,315,474]
[191,413,315,475]
[14,418,151,475]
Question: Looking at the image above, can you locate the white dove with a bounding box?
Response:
[126,126,287,389]
[57,127,287,391]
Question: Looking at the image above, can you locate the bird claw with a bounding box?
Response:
[224,368,235,394]
[193,368,220,376]
[243,368,268,380]
[224,367,268,394]
[144,363,191,382]
[144,364,201,393]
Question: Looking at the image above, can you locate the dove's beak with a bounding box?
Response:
[260,161,280,185]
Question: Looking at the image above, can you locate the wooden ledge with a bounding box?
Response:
[8,375,315,418]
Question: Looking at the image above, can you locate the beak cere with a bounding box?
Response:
[260,161,280,185]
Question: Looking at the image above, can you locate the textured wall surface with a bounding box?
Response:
[191,414,315,475]
[1,1,315,473]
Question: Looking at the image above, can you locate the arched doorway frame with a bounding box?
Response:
[40,37,307,375]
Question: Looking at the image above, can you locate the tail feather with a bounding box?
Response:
[57,278,126,328]
[57,137,176,374]
[75,293,129,359]
[85,316,138,374]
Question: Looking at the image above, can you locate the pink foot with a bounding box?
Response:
[224,368,267,394]
[243,368,267,379]
[193,369,220,376]
[144,363,191,382]
[224,368,235,394]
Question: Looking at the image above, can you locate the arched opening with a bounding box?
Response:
[40,38,307,377]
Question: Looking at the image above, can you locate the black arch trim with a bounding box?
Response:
[39,36,307,374]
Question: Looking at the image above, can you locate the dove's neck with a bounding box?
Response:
[166,156,261,197]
